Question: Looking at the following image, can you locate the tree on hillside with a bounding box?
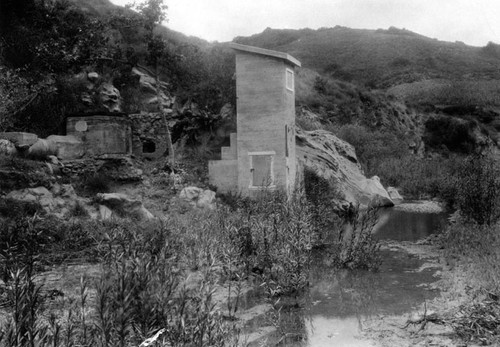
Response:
[127,0,175,166]
[0,0,111,135]
[1,0,109,74]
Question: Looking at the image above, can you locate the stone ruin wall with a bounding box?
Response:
[128,113,169,159]
[64,113,169,161]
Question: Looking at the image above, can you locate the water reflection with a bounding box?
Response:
[269,249,439,346]
[374,206,448,241]
[243,205,448,346]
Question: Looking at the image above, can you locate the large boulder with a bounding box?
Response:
[98,204,113,220]
[179,186,216,209]
[387,186,404,205]
[296,129,394,207]
[28,139,58,159]
[0,132,38,149]
[46,135,84,160]
[131,67,172,110]
[96,193,155,220]
[98,83,122,113]
[0,139,17,156]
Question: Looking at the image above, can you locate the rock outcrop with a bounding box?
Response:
[98,83,122,113]
[74,71,123,113]
[96,193,155,220]
[387,186,404,204]
[131,67,173,111]
[296,129,393,207]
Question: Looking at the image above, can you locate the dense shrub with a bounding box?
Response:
[443,221,500,346]
[335,207,381,270]
[423,115,477,154]
[0,68,32,132]
[82,173,112,195]
[0,216,105,278]
[10,77,91,137]
[304,168,343,243]
[442,154,500,345]
[0,219,233,347]
[455,154,500,225]
[375,155,460,201]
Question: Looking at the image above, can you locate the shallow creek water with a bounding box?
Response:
[240,203,449,346]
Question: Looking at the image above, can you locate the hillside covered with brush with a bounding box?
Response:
[234,26,500,88]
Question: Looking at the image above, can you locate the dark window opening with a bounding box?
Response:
[142,139,156,153]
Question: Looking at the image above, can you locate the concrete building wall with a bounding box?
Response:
[208,133,238,192]
[208,44,300,197]
[208,160,238,193]
[235,52,297,195]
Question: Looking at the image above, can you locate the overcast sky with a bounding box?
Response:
[109,0,500,47]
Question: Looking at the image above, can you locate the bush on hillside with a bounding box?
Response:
[81,173,112,196]
[424,115,477,154]
[8,77,91,137]
[482,41,500,59]
[0,68,33,132]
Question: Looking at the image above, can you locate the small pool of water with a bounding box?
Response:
[240,203,450,346]
[374,205,448,241]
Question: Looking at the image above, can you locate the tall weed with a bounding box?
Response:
[455,154,500,225]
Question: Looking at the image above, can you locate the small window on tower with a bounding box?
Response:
[286,69,294,91]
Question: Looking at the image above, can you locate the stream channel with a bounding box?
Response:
[239,202,449,346]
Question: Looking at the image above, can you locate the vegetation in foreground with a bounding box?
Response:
[440,153,500,345]
[0,172,381,347]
